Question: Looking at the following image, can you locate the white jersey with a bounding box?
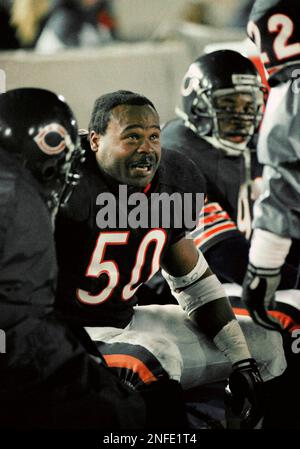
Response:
[253,65,300,239]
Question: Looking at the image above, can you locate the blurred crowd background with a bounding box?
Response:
[0,0,256,126]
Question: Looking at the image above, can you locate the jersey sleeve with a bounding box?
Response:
[191,201,240,253]
[253,81,300,239]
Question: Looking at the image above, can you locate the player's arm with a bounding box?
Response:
[162,238,243,348]
[242,83,299,330]
[205,231,298,289]
[161,237,263,428]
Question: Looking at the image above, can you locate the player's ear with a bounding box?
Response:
[90,130,101,152]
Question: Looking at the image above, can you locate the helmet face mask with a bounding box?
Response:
[35,136,83,215]
[178,50,266,156]
[0,88,84,217]
[212,88,264,144]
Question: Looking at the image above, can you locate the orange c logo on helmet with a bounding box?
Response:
[34,123,68,155]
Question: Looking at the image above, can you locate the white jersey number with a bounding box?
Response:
[237,183,252,240]
[248,14,300,66]
[76,229,167,305]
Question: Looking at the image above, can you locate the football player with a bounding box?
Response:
[160,49,300,333]
[0,88,145,429]
[242,0,300,331]
[55,89,287,428]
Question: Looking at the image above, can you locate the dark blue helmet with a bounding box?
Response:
[178,50,266,155]
[0,87,84,213]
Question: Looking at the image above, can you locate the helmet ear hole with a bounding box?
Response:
[190,105,212,136]
[190,105,199,118]
[41,159,58,181]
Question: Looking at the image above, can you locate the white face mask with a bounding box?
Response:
[175,106,251,157]
[201,134,250,157]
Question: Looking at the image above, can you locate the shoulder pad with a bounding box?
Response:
[159,148,206,196]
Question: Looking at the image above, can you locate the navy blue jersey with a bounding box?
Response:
[161,119,262,252]
[55,145,206,328]
[0,148,146,428]
[0,148,104,387]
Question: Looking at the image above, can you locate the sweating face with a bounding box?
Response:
[90,104,161,187]
[214,92,257,143]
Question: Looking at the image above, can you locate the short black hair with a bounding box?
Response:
[88,90,157,134]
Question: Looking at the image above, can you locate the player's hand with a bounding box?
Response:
[242,262,282,331]
[225,358,263,429]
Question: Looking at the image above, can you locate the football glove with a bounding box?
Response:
[225,358,263,429]
[242,262,282,331]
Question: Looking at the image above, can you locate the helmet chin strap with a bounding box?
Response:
[202,134,249,157]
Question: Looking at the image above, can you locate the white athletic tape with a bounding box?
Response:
[249,228,292,268]
[171,274,227,315]
[213,319,251,365]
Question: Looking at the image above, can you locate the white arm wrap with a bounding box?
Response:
[162,251,227,315]
[213,319,251,365]
[170,274,227,315]
[249,228,292,268]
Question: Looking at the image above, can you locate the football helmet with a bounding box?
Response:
[0,88,84,215]
[177,50,266,155]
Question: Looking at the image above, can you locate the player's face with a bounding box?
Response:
[91,104,161,187]
[214,92,255,143]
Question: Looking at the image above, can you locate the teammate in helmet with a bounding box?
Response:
[0,88,145,430]
[143,48,300,428]
[0,88,84,222]
[158,49,300,334]
[242,0,300,329]
[54,89,287,429]
[177,49,265,156]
